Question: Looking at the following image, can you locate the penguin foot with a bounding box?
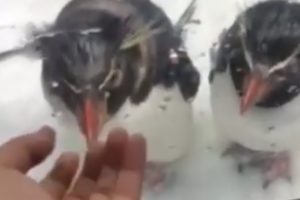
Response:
[144,162,175,193]
[223,143,291,189]
[261,152,291,189]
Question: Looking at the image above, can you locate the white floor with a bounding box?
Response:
[0,0,300,199]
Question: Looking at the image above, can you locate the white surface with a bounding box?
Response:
[0,0,300,200]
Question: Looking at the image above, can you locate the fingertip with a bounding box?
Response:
[38,125,55,135]
[30,126,56,163]
[34,125,56,146]
[130,133,146,158]
[109,133,146,200]
[122,134,146,171]
[0,126,56,172]
[81,142,104,179]
[103,129,129,170]
[109,128,129,140]
[131,134,146,149]
[50,152,79,187]
[106,128,129,151]
[41,152,79,199]
[57,152,79,164]
[86,141,104,153]
[111,127,127,132]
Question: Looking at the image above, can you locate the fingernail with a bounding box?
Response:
[132,133,146,142]
[32,126,55,143]
[55,152,79,174]
[110,127,128,135]
[38,125,55,134]
[87,141,102,151]
[108,129,129,141]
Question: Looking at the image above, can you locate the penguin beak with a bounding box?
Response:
[240,72,270,115]
[78,94,108,145]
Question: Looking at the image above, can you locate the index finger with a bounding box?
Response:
[112,134,146,200]
[0,126,55,172]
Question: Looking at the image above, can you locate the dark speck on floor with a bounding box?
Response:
[159,105,167,111]
[271,143,277,148]
[168,145,176,150]
[190,19,201,24]
[197,52,206,58]
[268,126,275,131]
[164,96,172,102]
[206,146,213,151]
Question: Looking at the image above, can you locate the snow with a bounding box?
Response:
[0,0,300,199]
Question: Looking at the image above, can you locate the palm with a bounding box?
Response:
[0,127,145,200]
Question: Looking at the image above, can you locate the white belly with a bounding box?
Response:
[210,69,300,152]
[100,85,194,163]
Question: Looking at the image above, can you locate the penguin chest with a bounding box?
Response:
[210,70,300,152]
[101,85,195,163]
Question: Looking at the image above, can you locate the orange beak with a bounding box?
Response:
[240,73,270,115]
[82,96,107,145]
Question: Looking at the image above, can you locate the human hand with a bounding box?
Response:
[65,128,146,200]
[0,126,78,200]
[0,126,146,200]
